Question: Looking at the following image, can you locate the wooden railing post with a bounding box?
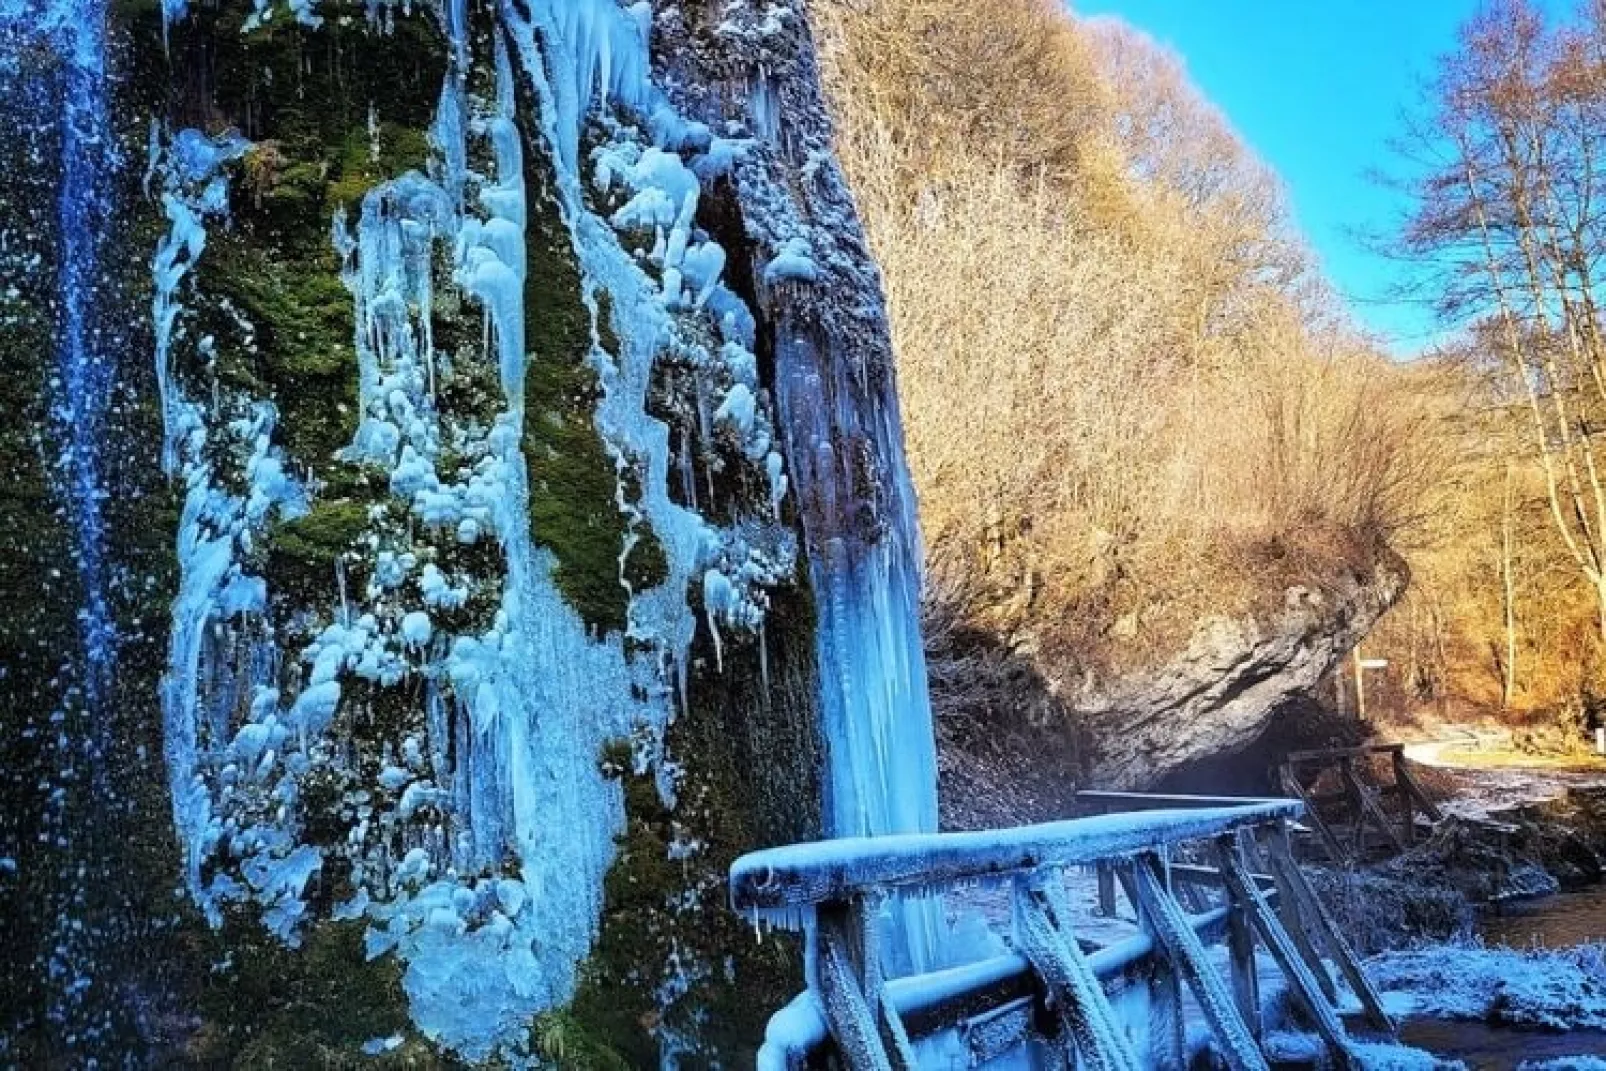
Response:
[1225,837,1262,1040]
[1013,870,1142,1071]
[1116,863,1186,1068]
[1096,862,1118,918]
[815,896,918,1070]
[1130,853,1269,1071]
[1216,835,1358,1070]
[1265,826,1396,1035]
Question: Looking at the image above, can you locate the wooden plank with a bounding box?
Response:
[1216,840,1357,1070]
[1013,873,1142,1071]
[1265,831,1396,1035]
[1284,743,1404,763]
[1130,855,1270,1071]
[1075,791,1287,810]
[1279,766,1349,864]
[1341,757,1406,855]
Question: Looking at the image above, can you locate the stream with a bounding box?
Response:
[1395,886,1606,1069]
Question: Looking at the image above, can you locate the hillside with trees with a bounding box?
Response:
[814,0,1437,796]
[1372,0,1606,739]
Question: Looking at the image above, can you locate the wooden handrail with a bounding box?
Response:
[733,796,1386,1069]
[730,800,1302,912]
[1075,790,1288,812]
[1283,742,1404,763]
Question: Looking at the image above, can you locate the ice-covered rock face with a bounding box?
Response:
[0,0,934,1063]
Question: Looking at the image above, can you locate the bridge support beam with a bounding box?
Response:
[1014,871,1142,1071]
[1130,854,1270,1071]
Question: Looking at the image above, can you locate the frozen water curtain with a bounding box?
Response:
[0,0,940,1062]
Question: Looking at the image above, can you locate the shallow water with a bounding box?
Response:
[1392,886,1606,1068]
[1398,1019,1606,1069]
[1481,886,1606,951]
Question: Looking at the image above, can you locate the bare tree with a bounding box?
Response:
[1402,0,1606,642]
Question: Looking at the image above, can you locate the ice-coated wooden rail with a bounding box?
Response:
[729,793,1396,1070]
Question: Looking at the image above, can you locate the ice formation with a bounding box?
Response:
[140,0,861,1059]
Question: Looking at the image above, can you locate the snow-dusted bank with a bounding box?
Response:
[1372,942,1606,1032]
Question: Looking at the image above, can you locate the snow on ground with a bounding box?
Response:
[1402,737,1606,818]
[1369,942,1606,1030]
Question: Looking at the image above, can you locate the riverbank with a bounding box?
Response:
[1320,745,1606,1067]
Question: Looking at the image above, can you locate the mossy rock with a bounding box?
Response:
[560,577,823,1064]
[190,915,455,1069]
[513,92,639,636]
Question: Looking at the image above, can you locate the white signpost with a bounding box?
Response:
[1351,651,1388,719]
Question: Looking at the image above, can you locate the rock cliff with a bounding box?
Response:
[0,0,935,1064]
[939,549,1407,828]
[1082,550,1408,787]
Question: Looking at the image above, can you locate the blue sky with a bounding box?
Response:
[1071,0,1555,356]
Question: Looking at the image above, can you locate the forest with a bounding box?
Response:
[822,0,1606,755]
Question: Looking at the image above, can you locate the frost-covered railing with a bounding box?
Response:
[730,794,1396,1070]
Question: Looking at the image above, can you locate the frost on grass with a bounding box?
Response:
[1369,943,1606,1031]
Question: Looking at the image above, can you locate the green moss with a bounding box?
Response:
[189,915,454,1069]
[328,123,435,208]
[516,103,638,635]
[205,237,362,465]
[273,499,371,567]
[624,526,669,593]
[558,577,825,1064]
[268,498,371,610]
[532,1010,634,1071]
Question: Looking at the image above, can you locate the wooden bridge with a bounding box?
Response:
[729,793,1394,1069]
[1277,743,1444,863]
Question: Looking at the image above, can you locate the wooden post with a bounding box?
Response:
[1265,830,1396,1035]
[1130,855,1270,1071]
[1340,757,1405,855]
[1013,872,1142,1071]
[1397,766,1416,846]
[1353,647,1366,720]
[1226,839,1263,1040]
[1097,862,1118,918]
[1118,865,1186,1068]
[1216,838,1357,1070]
[816,902,898,1071]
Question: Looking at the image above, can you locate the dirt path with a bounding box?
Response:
[1402,735,1606,816]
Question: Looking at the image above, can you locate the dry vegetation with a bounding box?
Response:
[814,0,1435,724]
[1363,0,1606,738]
